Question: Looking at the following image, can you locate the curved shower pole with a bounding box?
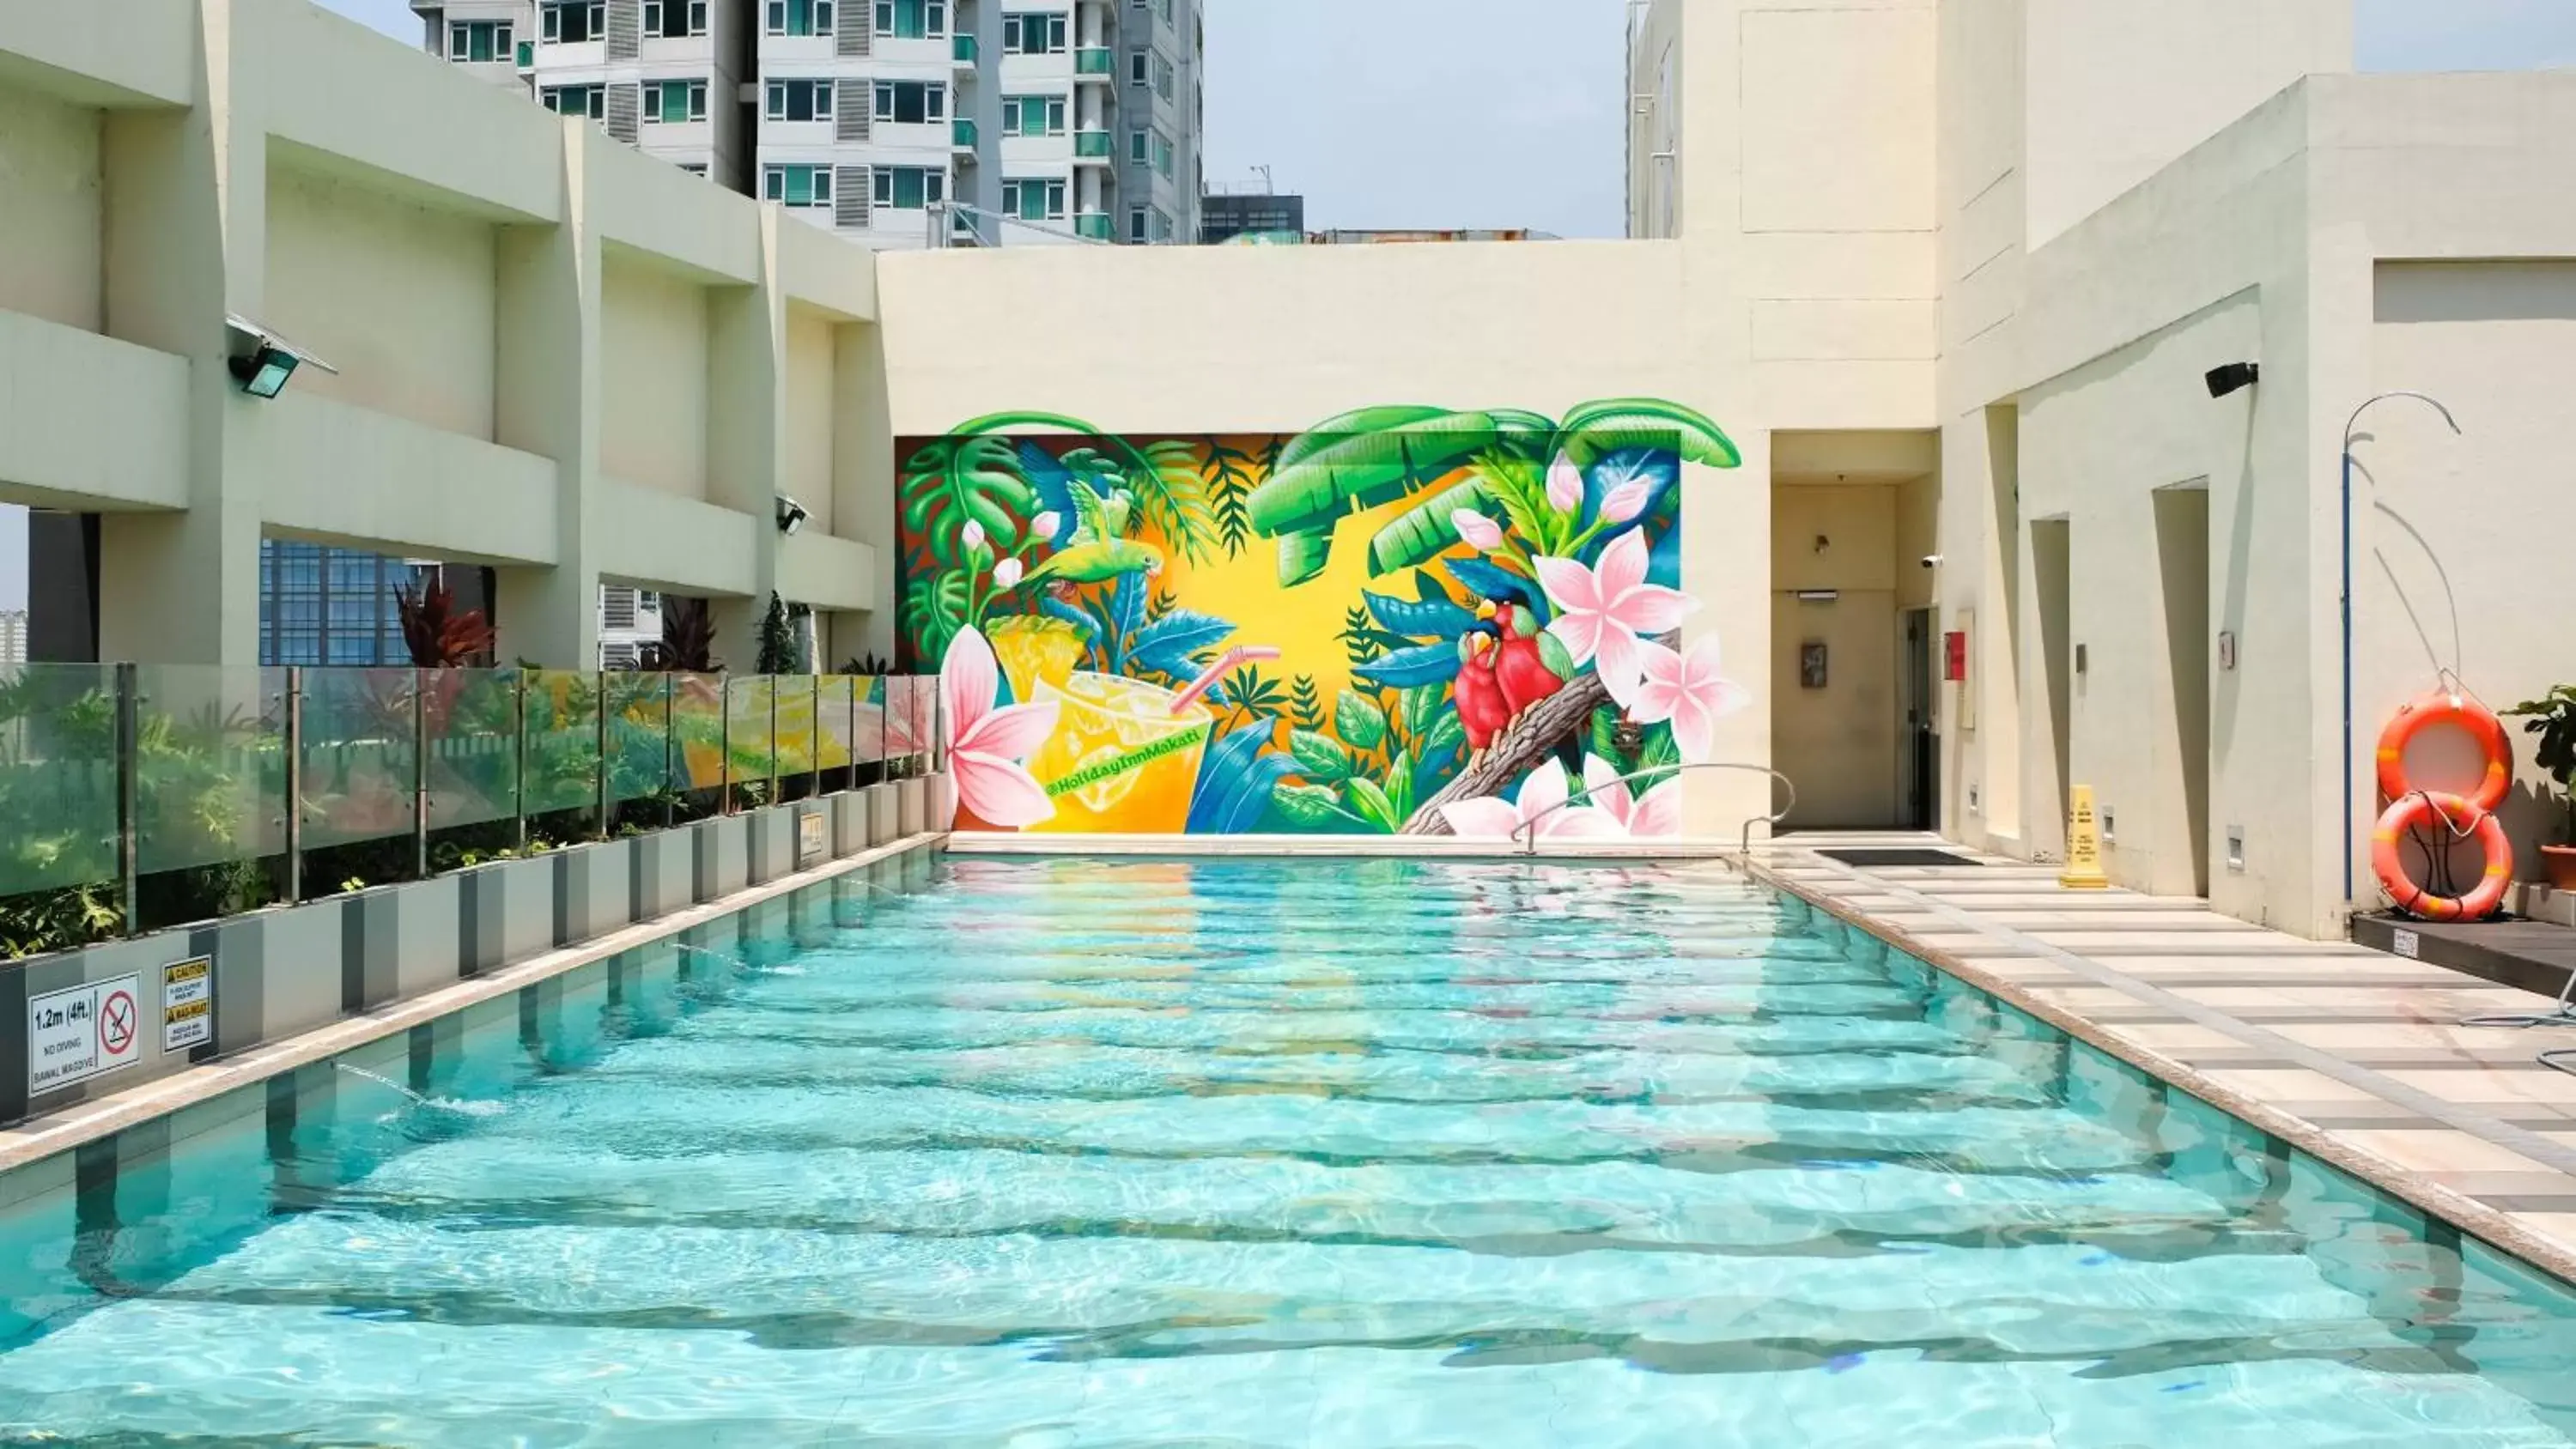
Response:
[2340,391,2461,909]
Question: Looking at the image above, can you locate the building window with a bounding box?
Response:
[872,80,946,123]
[259,541,418,668]
[1129,50,1145,85]
[1150,205,1172,242]
[1003,94,1066,136]
[766,0,834,36]
[763,163,835,208]
[1129,206,1146,243]
[874,0,947,38]
[538,1,605,43]
[1001,177,1066,221]
[1151,129,1173,179]
[766,78,834,121]
[872,166,946,209]
[641,79,708,124]
[1128,129,1146,165]
[641,0,708,36]
[448,21,512,61]
[1001,12,1066,54]
[543,84,605,118]
[1154,52,1174,100]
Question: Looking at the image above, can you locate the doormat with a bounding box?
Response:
[1816,848,1984,869]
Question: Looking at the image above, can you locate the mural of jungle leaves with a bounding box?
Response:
[1366,477,1492,578]
[1353,645,1461,690]
[1290,675,1327,732]
[1553,398,1741,470]
[1362,586,1474,642]
[901,397,1743,839]
[1289,730,1350,782]
[1188,726,1300,834]
[1129,609,1236,683]
[902,434,1035,561]
[1335,689,1388,754]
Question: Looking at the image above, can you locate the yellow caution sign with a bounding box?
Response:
[2060,785,2110,890]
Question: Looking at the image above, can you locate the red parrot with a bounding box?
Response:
[1454,627,1511,752]
[1485,600,1572,718]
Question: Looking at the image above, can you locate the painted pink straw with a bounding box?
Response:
[1169,646,1282,716]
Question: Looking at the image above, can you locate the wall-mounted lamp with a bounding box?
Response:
[1793,590,1840,604]
[223,315,336,400]
[775,495,811,536]
[2204,362,2260,399]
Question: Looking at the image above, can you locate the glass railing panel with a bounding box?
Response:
[133,665,288,877]
[519,670,600,821]
[0,664,121,900]
[603,671,673,804]
[726,676,776,798]
[670,672,728,791]
[774,675,817,786]
[300,668,420,851]
[420,669,520,832]
[816,676,855,774]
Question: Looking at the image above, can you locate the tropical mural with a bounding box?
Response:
[899,401,1750,837]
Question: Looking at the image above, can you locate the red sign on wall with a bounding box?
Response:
[1943,630,1969,683]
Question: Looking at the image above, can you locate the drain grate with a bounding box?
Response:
[1815,848,1984,869]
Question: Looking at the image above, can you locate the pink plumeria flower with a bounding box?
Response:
[1627,635,1750,764]
[1584,755,1682,837]
[1600,479,1654,524]
[961,519,987,551]
[992,557,1025,589]
[1546,452,1584,514]
[1452,510,1504,551]
[940,626,1060,828]
[1534,529,1698,708]
[1439,759,1622,841]
[1030,511,1061,543]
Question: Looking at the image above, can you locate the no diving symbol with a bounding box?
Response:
[99,989,137,1056]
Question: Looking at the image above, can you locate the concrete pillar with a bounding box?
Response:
[832,320,899,663]
[492,121,604,668]
[707,209,787,668]
[95,2,264,666]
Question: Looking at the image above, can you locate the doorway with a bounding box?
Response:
[2154,485,2212,897]
[2032,517,2073,853]
[1899,609,1938,829]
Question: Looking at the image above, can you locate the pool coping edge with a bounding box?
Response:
[1744,854,2576,1290]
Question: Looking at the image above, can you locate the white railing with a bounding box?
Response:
[1510,761,1795,858]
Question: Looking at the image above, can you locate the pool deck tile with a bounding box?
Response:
[1754,834,2576,1284]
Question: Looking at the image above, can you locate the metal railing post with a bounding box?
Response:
[513,670,529,852]
[810,675,823,801]
[720,676,733,815]
[412,670,430,881]
[767,674,779,805]
[283,667,305,905]
[595,670,612,840]
[663,676,677,829]
[114,663,138,936]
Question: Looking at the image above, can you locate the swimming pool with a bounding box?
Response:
[2,855,2572,1446]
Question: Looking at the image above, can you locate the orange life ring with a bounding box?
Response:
[2372,791,2512,921]
[2377,691,2512,813]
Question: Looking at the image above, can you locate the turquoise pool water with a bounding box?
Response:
[2,856,2573,1446]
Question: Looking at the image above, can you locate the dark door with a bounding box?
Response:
[1900,609,1938,830]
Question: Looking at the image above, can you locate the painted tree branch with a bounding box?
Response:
[1400,670,1610,835]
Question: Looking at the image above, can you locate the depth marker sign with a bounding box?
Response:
[27,974,144,1094]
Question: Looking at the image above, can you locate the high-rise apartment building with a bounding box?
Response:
[411,0,1202,248]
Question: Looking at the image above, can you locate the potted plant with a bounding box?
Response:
[2506,684,2576,891]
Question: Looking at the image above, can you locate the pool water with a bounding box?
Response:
[3,857,2573,1446]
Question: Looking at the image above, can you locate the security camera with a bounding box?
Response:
[222,314,337,400]
[1920,554,1943,570]
[775,495,811,536]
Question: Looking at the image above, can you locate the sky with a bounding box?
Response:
[306,0,2576,238]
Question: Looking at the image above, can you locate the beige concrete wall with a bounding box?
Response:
[264,164,501,440]
[2022,0,2350,250]
[782,306,836,537]
[0,87,103,333]
[2364,261,2576,875]
[1771,484,1902,828]
[599,253,714,500]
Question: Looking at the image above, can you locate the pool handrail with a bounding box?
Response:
[1508,761,1795,858]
